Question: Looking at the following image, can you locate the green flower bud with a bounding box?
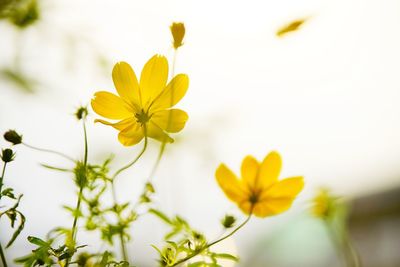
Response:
[75,106,88,120]
[3,130,22,145]
[1,148,15,163]
[221,214,236,228]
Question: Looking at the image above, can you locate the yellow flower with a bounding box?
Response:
[312,188,339,219]
[91,55,189,146]
[170,22,185,49]
[215,151,304,218]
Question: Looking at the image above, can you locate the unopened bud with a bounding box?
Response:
[1,148,15,163]
[3,130,22,145]
[221,214,236,228]
[170,22,185,49]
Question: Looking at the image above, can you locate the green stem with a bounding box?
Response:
[110,128,148,261]
[325,220,361,267]
[0,243,7,267]
[112,135,148,180]
[0,163,8,267]
[66,119,89,267]
[22,142,75,162]
[111,182,129,262]
[171,214,252,267]
[0,162,7,200]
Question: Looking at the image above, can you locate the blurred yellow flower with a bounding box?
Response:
[216,151,304,218]
[312,188,339,219]
[170,22,185,49]
[91,55,189,146]
[276,18,308,37]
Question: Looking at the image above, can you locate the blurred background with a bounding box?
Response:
[1,0,400,266]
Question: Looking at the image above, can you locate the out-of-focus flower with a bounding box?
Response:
[3,130,22,145]
[1,148,15,163]
[91,55,189,146]
[312,188,340,220]
[216,151,304,218]
[0,0,39,28]
[276,18,308,37]
[170,22,185,49]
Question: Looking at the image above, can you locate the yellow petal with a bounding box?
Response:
[140,55,168,108]
[238,201,254,215]
[91,91,133,120]
[146,121,173,143]
[259,151,282,189]
[215,164,247,204]
[150,74,189,112]
[252,198,295,217]
[112,62,142,108]
[95,117,137,131]
[241,156,260,189]
[118,121,144,146]
[150,109,188,133]
[261,177,304,199]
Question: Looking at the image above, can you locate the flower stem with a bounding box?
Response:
[325,220,361,267]
[110,128,148,261]
[66,119,89,267]
[171,214,252,267]
[0,162,8,267]
[0,244,7,267]
[22,142,75,162]
[112,135,148,180]
[0,162,7,201]
[111,182,129,262]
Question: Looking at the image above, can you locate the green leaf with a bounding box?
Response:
[149,208,172,224]
[212,253,239,262]
[1,187,15,199]
[6,210,25,247]
[27,236,49,247]
[41,163,71,172]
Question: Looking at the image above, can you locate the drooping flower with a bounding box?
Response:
[91,55,189,146]
[215,151,304,218]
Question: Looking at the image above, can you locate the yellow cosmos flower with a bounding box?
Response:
[91,55,189,146]
[215,151,304,218]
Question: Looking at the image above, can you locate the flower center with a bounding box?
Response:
[249,193,259,204]
[135,109,152,125]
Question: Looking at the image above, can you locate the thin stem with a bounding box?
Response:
[171,214,252,267]
[0,163,8,267]
[111,182,129,262]
[0,244,7,267]
[0,162,7,200]
[325,220,361,267]
[112,135,148,180]
[22,142,75,162]
[66,119,89,267]
[110,128,148,261]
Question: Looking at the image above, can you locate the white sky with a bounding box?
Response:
[1,0,400,265]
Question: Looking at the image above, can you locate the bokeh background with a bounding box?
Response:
[1,0,400,266]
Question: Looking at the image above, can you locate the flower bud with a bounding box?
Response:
[170,22,185,49]
[3,130,22,145]
[75,106,88,120]
[1,148,15,163]
[221,214,236,228]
